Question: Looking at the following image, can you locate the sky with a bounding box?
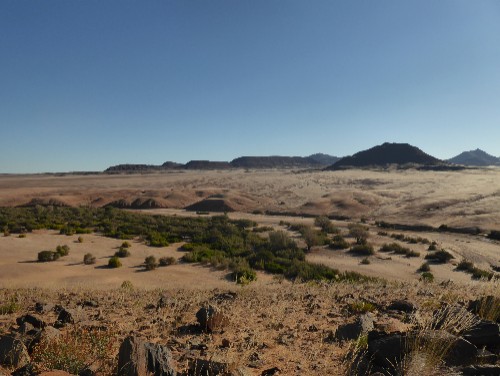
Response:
[1,1,500,173]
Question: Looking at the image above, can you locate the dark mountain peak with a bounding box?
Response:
[448,149,500,166]
[326,142,443,170]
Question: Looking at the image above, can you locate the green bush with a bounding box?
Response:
[360,257,370,265]
[418,262,431,272]
[18,233,26,238]
[329,235,350,250]
[144,256,158,270]
[456,259,474,272]
[38,250,60,262]
[420,272,434,282]
[349,244,374,256]
[231,264,257,284]
[424,249,454,263]
[56,245,70,257]
[77,236,84,243]
[115,247,131,258]
[108,256,122,268]
[121,241,131,248]
[83,253,96,265]
[159,256,176,266]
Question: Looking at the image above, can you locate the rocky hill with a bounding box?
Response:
[104,154,339,172]
[448,149,500,166]
[230,156,324,169]
[326,143,444,170]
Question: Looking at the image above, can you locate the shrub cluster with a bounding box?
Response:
[389,233,430,244]
[159,256,176,266]
[379,242,420,258]
[108,256,122,268]
[37,245,70,262]
[424,249,454,263]
[349,244,374,256]
[329,235,350,250]
[456,259,495,281]
[83,253,96,265]
[144,256,158,270]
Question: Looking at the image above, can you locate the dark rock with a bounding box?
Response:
[28,326,61,353]
[477,348,498,364]
[387,300,416,313]
[463,321,500,347]
[55,307,86,327]
[196,305,228,333]
[117,335,176,376]
[367,331,406,369]
[82,300,99,308]
[35,302,54,314]
[261,367,281,376]
[461,364,500,376]
[335,314,374,341]
[0,335,30,368]
[18,322,37,336]
[16,314,46,330]
[11,363,36,376]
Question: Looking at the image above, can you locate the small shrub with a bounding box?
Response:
[159,256,176,266]
[360,257,370,265]
[83,253,96,265]
[115,247,131,258]
[428,242,438,251]
[108,256,122,268]
[329,235,350,250]
[349,300,376,313]
[31,327,115,374]
[0,300,20,315]
[144,256,158,271]
[121,241,131,248]
[121,280,133,290]
[418,262,431,272]
[231,265,257,285]
[3,227,10,237]
[420,272,434,283]
[77,236,84,243]
[425,249,454,263]
[456,259,474,272]
[349,244,374,256]
[405,250,420,258]
[471,267,494,281]
[56,245,70,257]
[18,233,26,238]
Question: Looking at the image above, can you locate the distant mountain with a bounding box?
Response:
[326,142,444,170]
[183,160,231,170]
[307,153,340,166]
[230,156,327,169]
[448,149,500,166]
[105,154,338,172]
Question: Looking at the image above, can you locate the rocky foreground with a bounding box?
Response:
[0,280,499,376]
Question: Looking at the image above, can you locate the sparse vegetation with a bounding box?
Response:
[144,255,158,270]
[83,253,96,265]
[420,271,434,282]
[349,243,374,256]
[424,249,454,263]
[159,256,177,266]
[108,256,122,268]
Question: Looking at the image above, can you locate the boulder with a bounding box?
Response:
[0,335,30,368]
[335,314,374,341]
[387,300,416,313]
[117,335,176,376]
[55,307,86,327]
[367,331,406,369]
[35,302,54,314]
[462,321,500,347]
[16,314,47,330]
[196,305,228,333]
[188,359,232,375]
[461,364,500,376]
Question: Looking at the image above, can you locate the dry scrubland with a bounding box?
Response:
[0,168,499,375]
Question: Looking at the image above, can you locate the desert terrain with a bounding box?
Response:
[0,168,499,375]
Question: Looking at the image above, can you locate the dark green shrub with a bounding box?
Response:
[487,230,500,241]
[471,268,494,281]
[424,249,454,263]
[77,236,84,243]
[428,242,438,251]
[18,233,26,238]
[56,245,70,257]
[314,216,339,234]
[418,262,431,272]
[144,256,158,270]
[115,247,131,258]
[329,235,350,250]
[360,257,370,265]
[349,244,374,256]
[231,265,257,284]
[348,223,369,245]
[83,253,96,265]
[420,272,434,282]
[405,250,420,258]
[108,256,122,268]
[121,241,131,248]
[456,259,474,272]
[38,250,59,262]
[159,256,176,266]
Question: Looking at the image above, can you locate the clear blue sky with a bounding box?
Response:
[1,1,500,172]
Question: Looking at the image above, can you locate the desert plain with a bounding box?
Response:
[0,168,499,375]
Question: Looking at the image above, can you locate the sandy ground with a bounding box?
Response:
[1,168,500,229]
